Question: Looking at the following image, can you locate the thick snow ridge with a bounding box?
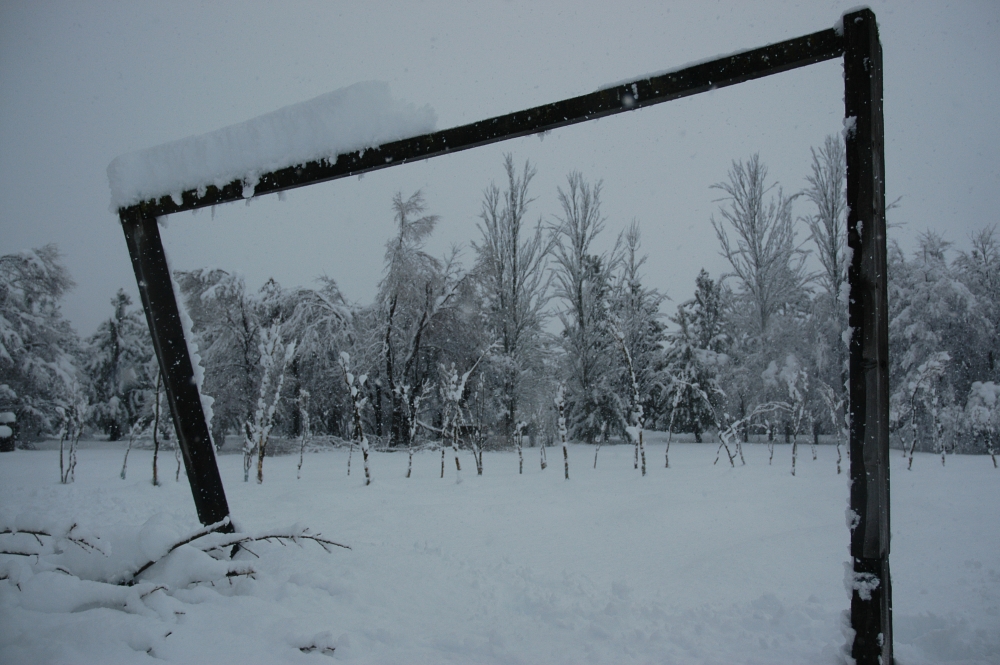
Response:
[107,81,436,211]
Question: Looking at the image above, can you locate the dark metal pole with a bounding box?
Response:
[844,8,892,664]
[119,28,843,221]
[121,210,232,529]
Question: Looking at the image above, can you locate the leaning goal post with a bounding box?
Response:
[116,9,890,663]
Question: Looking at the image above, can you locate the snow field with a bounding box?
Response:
[1,439,998,664]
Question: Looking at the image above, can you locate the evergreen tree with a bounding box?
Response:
[609,222,667,428]
[955,225,1000,383]
[888,233,992,454]
[0,245,80,437]
[662,270,726,441]
[84,290,153,440]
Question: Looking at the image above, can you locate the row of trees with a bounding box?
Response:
[3,139,998,475]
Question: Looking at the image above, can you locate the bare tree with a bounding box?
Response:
[712,154,808,337]
[802,135,849,422]
[551,172,622,442]
[803,135,848,310]
[473,155,552,445]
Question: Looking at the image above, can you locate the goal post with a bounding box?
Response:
[118,8,890,662]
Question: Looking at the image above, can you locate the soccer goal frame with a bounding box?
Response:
[117,9,890,662]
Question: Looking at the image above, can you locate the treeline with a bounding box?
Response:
[2,139,998,466]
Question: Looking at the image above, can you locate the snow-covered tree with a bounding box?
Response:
[377,191,461,448]
[284,277,355,438]
[296,388,312,480]
[888,233,992,458]
[473,155,552,445]
[708,155,813,444]
[663,270,726,444]
[84,290,153,441]
[955,225,1000,384]
[56,380,88,484]
[550,172,623,442]
[555,383,569,480]
[0,245,80,437]
[243,323,295,484]
[802,135,848,314]
[339,352,371,485]
[608,222,667,451]
[176,269,262,448]
[762,353,812,475]
[965,381,999,466]
[801,135,849,424]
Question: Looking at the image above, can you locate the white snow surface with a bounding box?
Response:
[1,438,998,664]
[107,82,437,210]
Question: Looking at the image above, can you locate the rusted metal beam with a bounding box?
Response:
[844,8,892,664]
[120,26,843,220]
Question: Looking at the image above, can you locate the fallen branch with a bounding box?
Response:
[121,519,349,586]
[0,524,105,556]
[124,518,233,583]
[203,530,351,556]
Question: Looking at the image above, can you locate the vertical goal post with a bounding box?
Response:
[117,9,890,663]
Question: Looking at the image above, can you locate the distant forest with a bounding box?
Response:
[3,137,999,465]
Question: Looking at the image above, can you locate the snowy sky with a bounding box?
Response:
[1,1,998,336]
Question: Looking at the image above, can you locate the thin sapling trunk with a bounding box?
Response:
[516,422,525,475]
[339,352,371,486]
[594,421,605,469]
[555,385,569,480]
[296,389,311,480]
[151,371,163,486]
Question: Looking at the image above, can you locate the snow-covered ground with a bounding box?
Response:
[1,437,997,664]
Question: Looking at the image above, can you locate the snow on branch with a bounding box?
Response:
[1,516,349,590]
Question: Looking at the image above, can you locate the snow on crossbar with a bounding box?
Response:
[113,26,843,221]
[108,81,436,211]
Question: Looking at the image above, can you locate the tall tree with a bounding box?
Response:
[801,135,849,428]
[608,222,667,438]
[473,155,552,444]
[377,191,460,447]
[283,277,355,438]
[711,154,811,440]
[802,135,848,311]
[551,172,622,442]
[711,153,809,337]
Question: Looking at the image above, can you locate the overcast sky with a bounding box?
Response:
[1,1,998,336]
